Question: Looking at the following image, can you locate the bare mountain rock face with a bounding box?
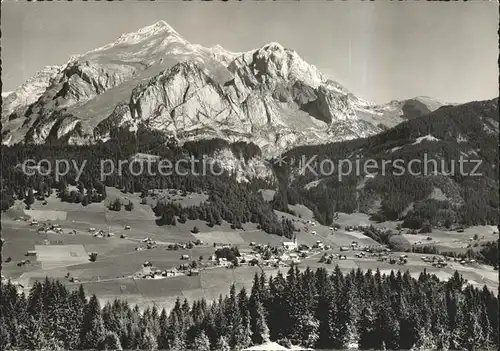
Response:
[2,21,446,157]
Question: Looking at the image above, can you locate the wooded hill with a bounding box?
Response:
[273,98,499,228]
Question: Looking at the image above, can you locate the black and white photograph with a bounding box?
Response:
[0,1,498,350]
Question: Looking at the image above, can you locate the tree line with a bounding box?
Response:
[1,266,498,350]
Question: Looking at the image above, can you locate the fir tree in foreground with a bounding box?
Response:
[1,266,498,350]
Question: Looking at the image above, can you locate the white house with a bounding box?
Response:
[282,239,297,251]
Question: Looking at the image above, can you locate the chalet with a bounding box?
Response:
[188,269,200,276]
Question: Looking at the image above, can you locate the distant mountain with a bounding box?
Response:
[2,21,446,155]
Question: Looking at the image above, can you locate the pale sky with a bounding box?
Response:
[2,1,498,104]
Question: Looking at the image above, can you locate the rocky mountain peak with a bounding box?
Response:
[2,21,447,154]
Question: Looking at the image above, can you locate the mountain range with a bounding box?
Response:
[2,20,447,156]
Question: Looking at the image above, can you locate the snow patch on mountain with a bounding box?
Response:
[412,134,439,145]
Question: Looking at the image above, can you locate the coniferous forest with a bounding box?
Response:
[1,267,498,350]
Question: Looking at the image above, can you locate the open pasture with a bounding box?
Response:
[65,245,215,280]
[238,230,288,246]
[194,230,246,245]
[24,209,67,221]
[35,244,90,269]
[135,275,202,298]
[66,210,108,225]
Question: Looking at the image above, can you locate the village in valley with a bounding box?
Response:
[2,186,498,311]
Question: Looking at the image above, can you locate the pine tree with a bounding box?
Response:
[98,331,123,350]
[80,294,105,349]
[139,327,158,350]
[331,277,351,349]
[18,315,46,350]
[169,335,185,351]
[358,305,376,350]
[158,308,169,349]
[192,330,211,351]
[253,299,270,345]
[215,335,231,351]
[236,309,253,350]
[399,302,419,349]
[26,188,35,208]
[227,284,242,347]
[0,317,11,350]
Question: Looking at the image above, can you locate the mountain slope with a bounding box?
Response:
[2,21,445,155]
[276,98,499,227]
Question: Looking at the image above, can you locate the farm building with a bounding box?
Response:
[163,268,179,277]
[26,250,37,257]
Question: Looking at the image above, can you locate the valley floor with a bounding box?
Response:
[2,188,498,311]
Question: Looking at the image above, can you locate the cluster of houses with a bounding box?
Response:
[320,253,348,264]
[420,255,476,267]
[135,237,158,251]
[88,228,115,238]
[137,261,199,279]
[36,222,64,235]
[421,256,449,268]
[166,240,203,251]
[229,238,331,268]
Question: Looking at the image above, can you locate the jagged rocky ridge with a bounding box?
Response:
[2,21,446,156]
